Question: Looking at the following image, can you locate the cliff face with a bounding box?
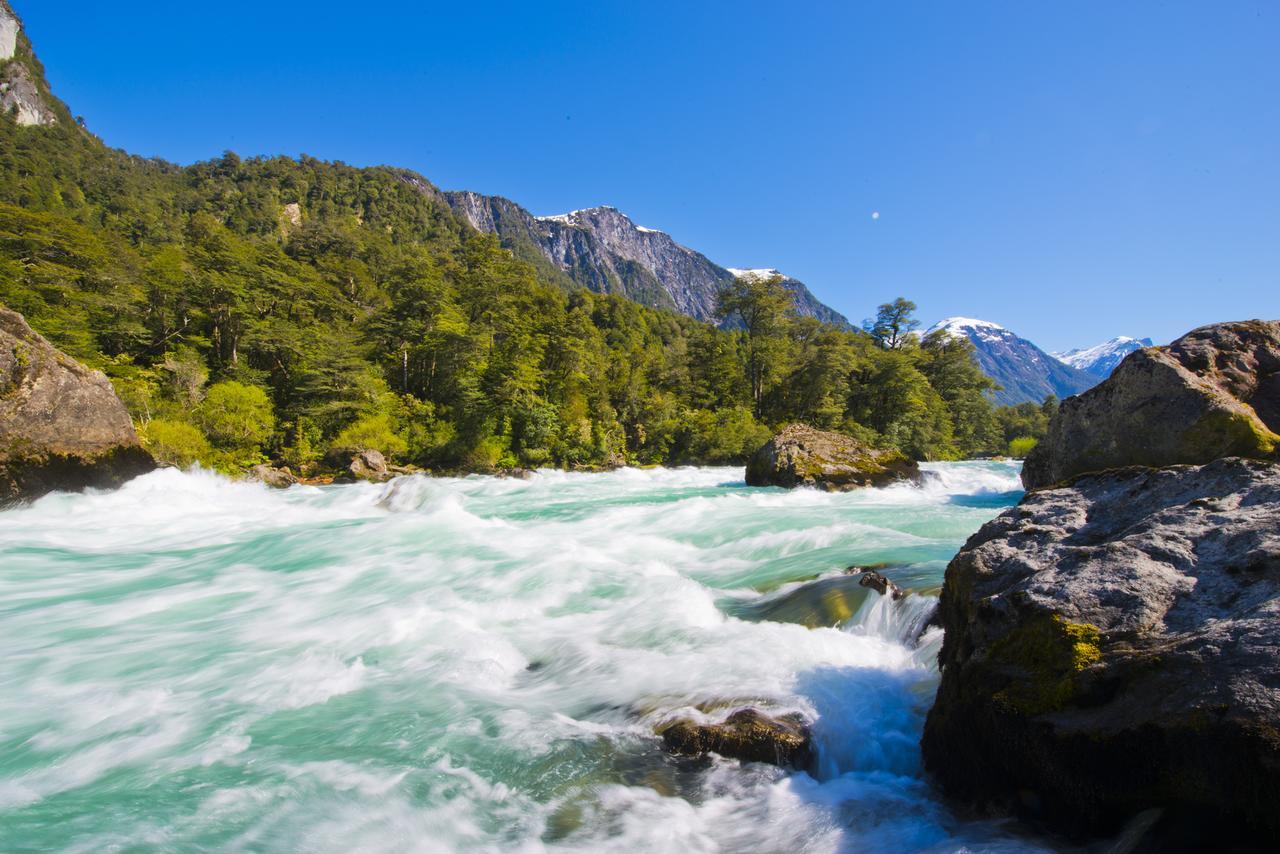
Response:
[0,1,59,127]
[442,191,848,327]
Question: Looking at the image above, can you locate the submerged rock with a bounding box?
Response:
[745,424,919,491]
[1023,319,1280,489]
[246,464,298,489]
[923,457,1280,838]
[0,306,154,505]
[728,573,875,627]
[659,707,813,769]
[846,565,904,600]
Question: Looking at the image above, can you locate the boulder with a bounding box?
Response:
[659,707,813,769]
[328,447,392,483]
[922,457,1280,838]
[0,306,154,505]
[1023,320,1280,489]
[247,464,298,489]
[745,424,919,491]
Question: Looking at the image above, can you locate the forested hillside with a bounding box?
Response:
[0,16,1032,473]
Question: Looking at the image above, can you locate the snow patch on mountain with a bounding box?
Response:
[1052,336,1153,378]
[727,267,784,279]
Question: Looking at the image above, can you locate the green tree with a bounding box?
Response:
[866,297,919,350]
[715,273,795,416]
[198,381,276,449]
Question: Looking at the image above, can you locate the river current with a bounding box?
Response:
[0,462,1059,852]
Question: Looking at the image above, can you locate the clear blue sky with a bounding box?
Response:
[17,1,1279,351]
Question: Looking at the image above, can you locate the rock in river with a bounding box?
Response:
[659,707,813,770]
[922,456,1280,838]
[1023,319,1280,489]
[1,306,154,505]
[745,423,919,491]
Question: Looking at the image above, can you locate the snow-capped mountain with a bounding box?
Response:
[1052,336,1154,379]
[441,193,847,327]
[927,317,1100,406]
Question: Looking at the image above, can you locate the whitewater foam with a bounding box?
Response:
[0,461,1052,851]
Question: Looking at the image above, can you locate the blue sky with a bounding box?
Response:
[18,1,1279,351]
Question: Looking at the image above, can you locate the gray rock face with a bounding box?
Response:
[1023,320,1280,489]
[745,423,919,491]
[1,306,154,504]
[1,2,19,61]
[0,2,56,127]
[923,457,1280,838]
[439,191,848,327]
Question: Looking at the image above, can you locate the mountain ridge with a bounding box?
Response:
[927,316,1100,405]
[1052,336,1153,379]
[441,191,849,327]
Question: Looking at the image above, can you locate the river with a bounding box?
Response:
[0,462,1066,852]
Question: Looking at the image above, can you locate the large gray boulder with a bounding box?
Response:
[745,424,919,491]
[923,457,1280,838]
[1023,320,1280,489]
[0,307,154,505]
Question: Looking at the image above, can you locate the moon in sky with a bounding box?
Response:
[871,211,880,220]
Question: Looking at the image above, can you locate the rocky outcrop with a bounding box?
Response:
[328,448,392,483]
[1,307,154,504]
[247,464,298,489]
[923,457,1280,838]
[1023,320,1280,489]
[439,191,848,327]
[1,2,18,61]
[745,424,919,491]
[659,708,813,769]
[0,1,57,127]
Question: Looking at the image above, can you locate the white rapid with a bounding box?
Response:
[0,461,1059,852]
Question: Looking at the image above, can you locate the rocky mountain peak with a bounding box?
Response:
[1,2,19,61]
[1,1,60,127]
[926,316,1099,405]
[441,190,848,327]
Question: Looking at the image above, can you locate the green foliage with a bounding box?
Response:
[865,297,919,350]
[1008,436,1039,458]
[0,109,1019,472]
[331,411,408,457]
[198,381,275,449]
[141,418,212,468]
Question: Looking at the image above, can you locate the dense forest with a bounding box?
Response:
[0,100,1047,474]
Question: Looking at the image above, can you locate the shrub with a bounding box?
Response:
[1009,436,1039,458]
[330,412,408,458]
[198,381,275,449]
[141,418,212,468]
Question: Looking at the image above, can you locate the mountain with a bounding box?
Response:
[442,192,848,327]
[927,317,1100,406]
[0,1,60,127]
[1052,336,1153,379]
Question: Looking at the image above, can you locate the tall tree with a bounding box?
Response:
[866,297,919,350]
[715,274,795,415]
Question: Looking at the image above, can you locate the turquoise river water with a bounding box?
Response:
[0,461,1064,852]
